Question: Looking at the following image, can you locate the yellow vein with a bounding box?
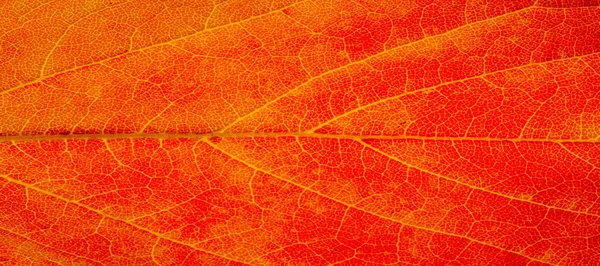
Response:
[1,0,307,95]
[202,139,553,265]
[39,0,139,77]
[0,174,248,265]
[0,132,599,143]
[217,4,540,132]
[0,227,104,265]
[307,52,600,133]
[357,139,599,218]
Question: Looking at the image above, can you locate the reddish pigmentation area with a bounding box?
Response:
[1,0,600,265]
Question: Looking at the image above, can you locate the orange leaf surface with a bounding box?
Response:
[1,0,600,265]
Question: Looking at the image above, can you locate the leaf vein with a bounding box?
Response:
[202,138,553,265]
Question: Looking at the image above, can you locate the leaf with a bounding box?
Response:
[1,0,599,265]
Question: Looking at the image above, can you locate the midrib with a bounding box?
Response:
[0,132,596,143]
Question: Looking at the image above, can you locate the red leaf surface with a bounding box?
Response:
[1,0,600,265]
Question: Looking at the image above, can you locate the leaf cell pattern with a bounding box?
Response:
[1,0,600,265]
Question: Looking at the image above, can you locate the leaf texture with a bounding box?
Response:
[1,0,600,265]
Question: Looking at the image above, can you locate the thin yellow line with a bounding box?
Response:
[202,138,554,265]
[0,174,249,265]
[0,132,597,143]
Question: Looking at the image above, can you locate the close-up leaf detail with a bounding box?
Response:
[1,0,599,265]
